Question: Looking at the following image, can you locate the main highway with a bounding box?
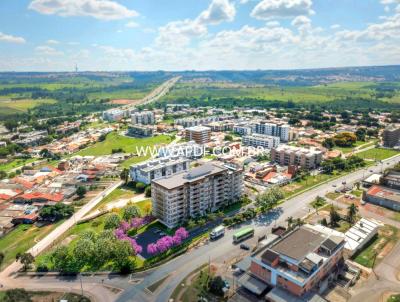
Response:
[1,155,399,302]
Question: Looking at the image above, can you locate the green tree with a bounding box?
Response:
[286,216,294,229]
[73,238,95,269]
[208,276,225,296]
[16,253,34,271]
[0,251,4,268]
[39,203,74,221]
[112,240,135,273]
[76,186,87,199]
[347,203,358,224]
[224,134,233,141]
[329,205,341,227]
[120,168,130,184]
[122,205,140,221]
[104,213,121,229]
[135,182,146,192]
[322,138,335,150]
[144,185,151,197]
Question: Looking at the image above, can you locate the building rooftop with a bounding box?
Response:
[152,162,228,189]
[186,125,211,132]
[367,185,400,204]
[271,227,326,262]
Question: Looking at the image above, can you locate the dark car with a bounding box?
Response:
[240,244,250,250]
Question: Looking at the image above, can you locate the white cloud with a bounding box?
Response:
[380,0,400,4]
[28,0,138,20]
[330,24,340,29]
[0,32,26,44]
[155,0,235,49]
[35,45,64,56]
[46,39,59,44]
[125,21,139,28]
[198,0,236,25]
[251,0,314,20]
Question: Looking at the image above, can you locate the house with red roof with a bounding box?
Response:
[14,192,64,204]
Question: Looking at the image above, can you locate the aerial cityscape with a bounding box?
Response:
[1,0,400,302]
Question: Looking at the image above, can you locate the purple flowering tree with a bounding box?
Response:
[147,227,190,256]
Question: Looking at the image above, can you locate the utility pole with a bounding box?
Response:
[80,273,84,296]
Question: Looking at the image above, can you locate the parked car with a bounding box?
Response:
[240,244,250,250]
[223,280,230,289]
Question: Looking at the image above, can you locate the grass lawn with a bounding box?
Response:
[326,192,341,200]
[121,155,150,168]
[90,186,137,212]
[335,140,368,154]
[334,220,352,232]
[0,221,64,270]
[351,189,363,197]
[0,157,37,172]
[135,199,152,216]
[0,98,56,114]
[283,171,345,198]
[356,148,400,161]
[170,264,212,302]
[353,225,399,268]
[77,132,171,156]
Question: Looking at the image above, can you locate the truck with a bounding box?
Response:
[210,225,225,240]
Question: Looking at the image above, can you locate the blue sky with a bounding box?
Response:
[0,0,399,71]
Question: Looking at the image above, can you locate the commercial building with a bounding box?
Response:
[344,218,381,256]
[242,134,280,149]
[151,163,244,228]
[381,170,400,190]
[363,185,400,211]
[271,145,323,169]
[102,109,125,122]
[129,156,190,185]
[382,124,400,148]
[254,122,290,142]
[244,224,345,297]
[185,126,211,144]
[127,125,153,137]
[131,110,155,125]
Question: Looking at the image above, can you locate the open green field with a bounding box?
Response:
[334,140,376,154]
[0,158,37,172]
[77,132,172,156]
[356,148,400,161]
[353,225,399,268]
[0,98,56,114]
[0,221,64,270]
[163,81,400,103]
[90,186,138,212]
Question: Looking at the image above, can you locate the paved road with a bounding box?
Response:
[3,155,400,301]
[0,180,123,282]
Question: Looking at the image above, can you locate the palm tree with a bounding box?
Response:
[347,203,358,224]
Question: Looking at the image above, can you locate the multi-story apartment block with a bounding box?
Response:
[151,163,244,228]
[130,156,190,185]
[102,109,125,121]
[15,130,48,147]
[271,145,323,169]
[185,126,211,144]
[242,134,280,149]
[382,124,400,148]
[131,110,155,125]
[127,125,153,137]
[255,122,290,142]
[245,225,345,297]
[233,125,252,136]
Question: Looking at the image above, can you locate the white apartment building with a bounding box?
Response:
[242,134,280,149]
[102,109,125,122]
[158,141,204,159]
[129,156,190,185]
[152,163,244,228]
[255,122,290,142]
[233,125,252,136]
[131,110,155,125]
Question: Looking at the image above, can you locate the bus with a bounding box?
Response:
[233,227,254,243]
[210,225,225,240]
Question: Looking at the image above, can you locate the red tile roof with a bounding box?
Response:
[17,192,64,202]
